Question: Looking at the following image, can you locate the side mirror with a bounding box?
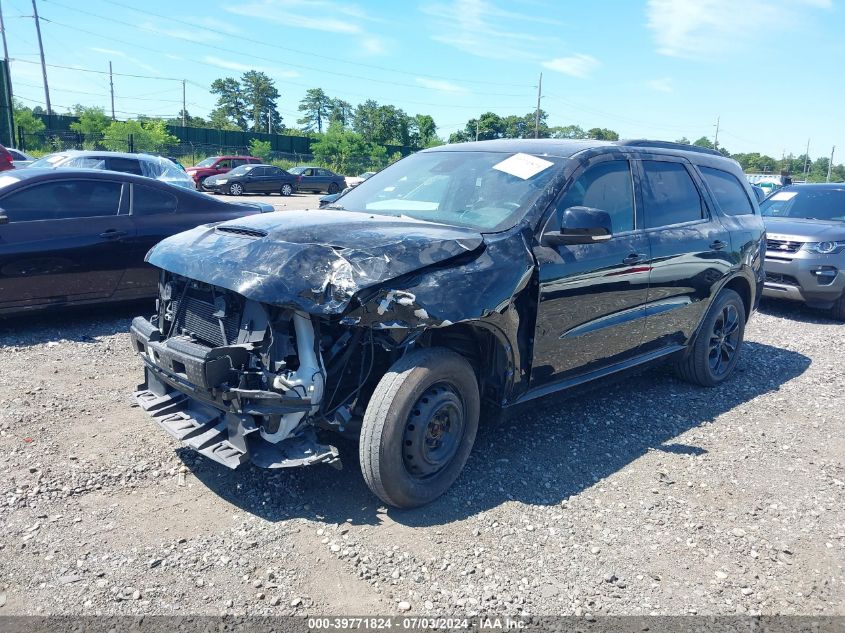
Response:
[543,206,612,246]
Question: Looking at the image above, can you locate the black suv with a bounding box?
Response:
[129,139,765,508]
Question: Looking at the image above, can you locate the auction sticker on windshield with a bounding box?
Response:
[492,153,554,180]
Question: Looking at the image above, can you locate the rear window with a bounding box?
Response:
[760,188,845,221]
[700,166,755,216]
[133,184,178,215]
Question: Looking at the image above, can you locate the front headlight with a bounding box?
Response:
[802,241,845,254]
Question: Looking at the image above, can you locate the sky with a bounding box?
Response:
[4,0,844,160]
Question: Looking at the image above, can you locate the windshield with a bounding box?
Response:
[226,165,255,176]
[195,157,218,167]
[28,154,70,169]
[760,187,845,222]
[333,151,565,231]
[288,166,306,175]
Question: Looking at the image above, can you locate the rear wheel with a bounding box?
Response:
[228,182,244,196]
[675,289,746,387]
[328,182,340,194]
[359,347,479,509]
[831,292,845,321]
[280,183,293,196]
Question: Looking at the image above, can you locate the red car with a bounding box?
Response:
[0,144,15,172]
[186,155,262,189]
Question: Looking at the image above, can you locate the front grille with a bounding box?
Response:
[766,238,803,254]
[172,290,241,347]
[765,272,800,286]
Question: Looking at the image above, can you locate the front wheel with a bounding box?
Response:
[359,347,479,509]
[280,183,293,197]
[228,182,244,196]
[675,288,746,387]
[327,182,340,194]
[831,292,845,321]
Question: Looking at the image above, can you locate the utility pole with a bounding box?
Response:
[267,109,271,134]
[108,61,115,120]
[31,0,51,116]
[713,115,720,151]
[181,80,186,127]
[534,72,543,139]
[803,138,810,177]
[0,0,10,62]
[827,146,835,182]
[475,119,479,141]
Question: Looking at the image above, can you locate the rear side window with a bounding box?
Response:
[699,166,755,216]
[132,184,178,215]
[557,160,635,234]
[106,157,144,176]
[0,180,122,221]
[641,161,705,228]
[251,167,268,177]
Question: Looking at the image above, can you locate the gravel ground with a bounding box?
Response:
[0,299,842,617]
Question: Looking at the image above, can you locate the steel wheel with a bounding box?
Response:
[402,384,466,480]
[708,304,740,377]
[228,182,243,196]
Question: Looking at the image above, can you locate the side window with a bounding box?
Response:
[132,184,178,215]
[318,169,332,177]
[106,157,144,175]
[557,160,635,234]
[699,166,756,216]
[304,168,314,176]
[0,180,122,221]
[249,167,265,177]
[231,159,247,168]
[216,159,231,169]
[641,161,705,229]
[267,167,282,176]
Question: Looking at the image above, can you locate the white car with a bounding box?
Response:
[344,171,376,187]
[28,151,195,189]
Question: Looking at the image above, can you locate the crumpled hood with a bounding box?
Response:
[146,209,484,314]
[764,217,845,242]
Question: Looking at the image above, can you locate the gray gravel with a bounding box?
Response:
[0,299,842,616]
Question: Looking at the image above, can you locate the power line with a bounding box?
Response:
[99,0,533,90]
[41,0,532,98]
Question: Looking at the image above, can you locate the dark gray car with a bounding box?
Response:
[287,166,346,194]
[761,183,845,319]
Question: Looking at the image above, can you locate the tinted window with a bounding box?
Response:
[319,169,333,177]
[215,159,231,169]
[760,187,845,221]
[250,167,268,177]
[266,167,283,176]
[558,160,635,233]
[641,161,705,228]
[231,159,247,168]
[699,166,755,216]
[106,157,144,175]
[133,184,178,215]
[1,180,122,222]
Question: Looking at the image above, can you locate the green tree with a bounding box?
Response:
[329,99,353,127]
[249,138,272,161]
[241,71,281,132]
[102,119,178,153]
[68,105,112,149]
[210,77,248,130]
[352,100,412,145]
[311,121,372,174]
[692,136,714,149]
[413,114,437,147]
[12,99,46,139]
[297,88,331,133]
[166,109,207,128]
[549,124,586,139]
[208,108,242,131]
[587,127,619,140]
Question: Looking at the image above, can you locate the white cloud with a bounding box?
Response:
[423,0,563,61]
[89,47,160,75]
[646,0,832,59]
[361,37,387,55]
[647,77,673,93]
[415,77,469,94]
[227,1,364,34]
[139,21,221,43]
[541,54,600,78]
[203,55,300,78]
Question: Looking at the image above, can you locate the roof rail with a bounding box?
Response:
[615,139,724,157]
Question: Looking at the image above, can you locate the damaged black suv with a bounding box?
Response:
[130,139,765,508]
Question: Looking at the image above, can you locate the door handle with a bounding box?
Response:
[710,240,728,250]
[623,253,646,265]
[99,229,127,239]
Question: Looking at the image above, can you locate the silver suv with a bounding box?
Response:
[761,183,845,319]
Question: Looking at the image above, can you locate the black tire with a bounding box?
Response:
[831,292,845,321]
[280,183,294,197]
[228,182,244,196]
[328,182,340,195]
[359,347,480,509]
[675,289,746,387]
